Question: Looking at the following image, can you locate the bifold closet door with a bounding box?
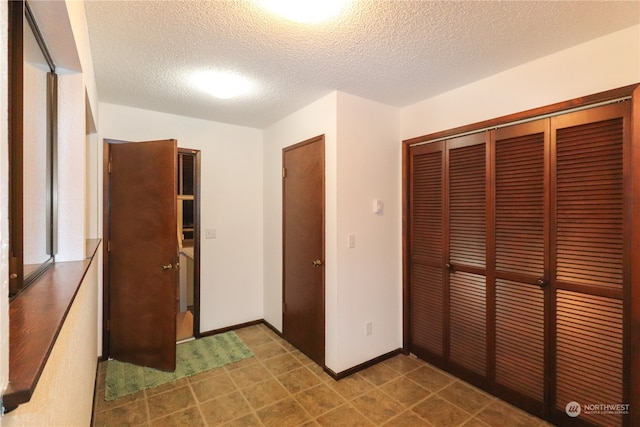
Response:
[492,120,548,415]
[408,141,446,364]
[551,102,629,427]
[408,133,488,384]
[408,96,633,427]
[446,133,487,384]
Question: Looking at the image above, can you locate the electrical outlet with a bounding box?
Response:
[365,321,372,336]
[348,233,356,248]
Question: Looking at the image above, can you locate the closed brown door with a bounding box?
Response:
[550,103,628,427]
[446,133,488,386]
[282,135,325,366]
[408,141,445,365]
[492,120,548,415]
[107,139,178,371]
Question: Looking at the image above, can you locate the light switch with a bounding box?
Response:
[205,228,217,239]
[373,199,384,214]
[348,234,356,248]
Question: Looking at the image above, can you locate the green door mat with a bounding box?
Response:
[105,331,253,401]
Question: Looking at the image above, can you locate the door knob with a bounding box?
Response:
[161,264,174,271]
[536,278,546,287]
[312,259,322,267]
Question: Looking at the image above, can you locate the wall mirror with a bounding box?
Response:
[9,1,58,297]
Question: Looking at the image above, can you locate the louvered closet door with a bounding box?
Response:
[447,133,487,384]
[492,120,548,416]
[551,102,630,427]
[409,141,446,363]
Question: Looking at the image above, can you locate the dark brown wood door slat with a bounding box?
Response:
[409,143,445,361]
[554,116,624,291]
[492,120,548,411]
[495,279,545,402]
[495,128,545,278]
[447,135,487,381]
[555,290,623,427]
[448,140,486,269]
[449,271,486,376]
[551,102,629,427]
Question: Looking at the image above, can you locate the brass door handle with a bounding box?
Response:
[312,259,322,267]
[161,264,173,271]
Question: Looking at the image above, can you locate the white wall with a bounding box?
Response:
[401,25,640,140]
[334,92,401,371]
[56,73,86,262]
[98,103,264,333]
[263,92,339,366]
[263,92,402,373]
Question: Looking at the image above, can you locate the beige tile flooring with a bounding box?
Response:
[92,324,553,426]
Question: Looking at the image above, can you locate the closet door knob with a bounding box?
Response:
[536,278,546,287]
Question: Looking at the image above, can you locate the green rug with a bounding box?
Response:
[105,331,253,401]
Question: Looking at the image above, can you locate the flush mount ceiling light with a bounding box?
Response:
[191,71,253,99]
[257,0,351,24]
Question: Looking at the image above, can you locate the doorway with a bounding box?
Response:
[282,135,325,366]
[176,148,201,342]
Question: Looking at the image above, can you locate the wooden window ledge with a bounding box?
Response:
[2,239,101,411]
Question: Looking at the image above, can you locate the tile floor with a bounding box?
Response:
[92,324,553,426]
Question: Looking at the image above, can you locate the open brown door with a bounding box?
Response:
[283,135,325,366]
[107,139,178,371]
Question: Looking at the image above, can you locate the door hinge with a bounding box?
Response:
[108,160,112,174]
[107,241,111,252]
[282,302,287,314]
[107,319,110,331]
[282,167,287,178]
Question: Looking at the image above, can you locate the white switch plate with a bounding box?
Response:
[373,199,384,214]
[365,321,372,336]
[205,228,217,239]
[348,234,356,248]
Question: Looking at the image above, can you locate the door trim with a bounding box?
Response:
[101,140,110,359]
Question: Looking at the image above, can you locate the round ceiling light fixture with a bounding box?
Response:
[257,0,351,24]
[191,70,253,99]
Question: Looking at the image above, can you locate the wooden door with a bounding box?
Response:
[408,141,446,365]
[446,133,488,386]
[107,139,178,371]
[550,103,629,426]
[282,135,325,365]
[406,95,634,427]
[408,132,488,386]
[492,120,548,416]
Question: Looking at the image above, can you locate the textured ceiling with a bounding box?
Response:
[84,0,640,129]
